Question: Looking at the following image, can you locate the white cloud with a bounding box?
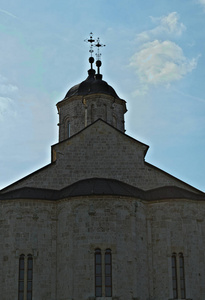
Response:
[137,12,186,43]
[130,40,198,93]
[131,12,199,94]
[0,74,18,94]
[153,12,186,35]
[0,84,18,94]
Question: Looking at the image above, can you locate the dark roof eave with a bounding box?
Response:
[1,178,205,201]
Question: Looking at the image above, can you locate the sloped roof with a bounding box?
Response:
[1,178,204,201]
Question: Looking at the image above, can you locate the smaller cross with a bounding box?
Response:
[95,37,106,61]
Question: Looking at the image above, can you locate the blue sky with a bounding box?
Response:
[0,0,205,191]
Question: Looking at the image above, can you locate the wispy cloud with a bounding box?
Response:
[0,97,13,120]
[137,12,186,43]
[0,74,18,121]
[174,88,205,104]
[0,8,18,19]
[198,0,205,12]
[0,74,18,94]
[130,40,198,90]
[0,84,18,94]
[198,0,205,6]
[130,12,198,94]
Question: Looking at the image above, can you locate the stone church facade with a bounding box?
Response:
[0,47,205,300]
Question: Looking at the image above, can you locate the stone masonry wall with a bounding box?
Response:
[147,199,205,300]
[0,200,57,300]
[57,94,126,142]
[3,120,199,194]
[1,196,205,299]
[56,196,149,300]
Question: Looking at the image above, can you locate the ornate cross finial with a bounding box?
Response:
[84,32,96,70]
[84,33,106,75]
[95,37,106,61]
[94,37,106,76]
[84,32,95,56]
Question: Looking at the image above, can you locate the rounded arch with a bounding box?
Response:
[112,114,117,127]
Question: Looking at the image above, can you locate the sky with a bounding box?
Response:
[0,0,205,192]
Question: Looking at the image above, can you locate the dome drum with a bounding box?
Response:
[57,79,127,142]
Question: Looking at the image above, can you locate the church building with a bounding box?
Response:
[0,34,205,300]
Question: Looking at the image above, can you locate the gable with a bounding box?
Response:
[52,119,149,162]
[1,119,202,194]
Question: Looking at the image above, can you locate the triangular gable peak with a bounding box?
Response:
[51,118,149,163]
[1,119,202,194]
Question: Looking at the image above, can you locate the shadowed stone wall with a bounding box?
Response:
[0,196,204,299]
[57,94,126,141]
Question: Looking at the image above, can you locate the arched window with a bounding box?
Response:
[18,254,25,300]
[171,253,178,299]
[113,115,117,127]
[95,248,102,297]
[27,254,33,300]
[18,254,33,300]
[105,249,112,297]
[171,252,186,299]
[95,248,112,297]
[179,253,186,299]
[67,122,70,138]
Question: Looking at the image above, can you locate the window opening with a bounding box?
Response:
[95,248,112,297]
[18,254,25,300]
[95,249,102,297]
[171,252,186,299]
[113,115,117,127]
[105,249,112,297]
[67,122,70,138]
[18,254,33,300]
[171,253,178,299]
[179,253,186,299]
[27,254,33,300]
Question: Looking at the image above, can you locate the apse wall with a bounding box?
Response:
[56,196,149,300]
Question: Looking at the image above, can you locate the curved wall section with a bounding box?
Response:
[1,195,205,299]
[56,196,148,300]
[57,94,127,142]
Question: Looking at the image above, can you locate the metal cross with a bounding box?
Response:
[84,32,95,57]
[95,37,106,61]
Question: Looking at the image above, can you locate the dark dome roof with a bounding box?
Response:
[65,69,119,99]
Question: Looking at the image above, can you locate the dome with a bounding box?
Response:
[65,69,120,99]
